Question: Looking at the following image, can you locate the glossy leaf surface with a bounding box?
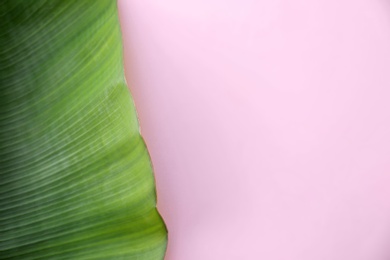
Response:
[0,1,167,259]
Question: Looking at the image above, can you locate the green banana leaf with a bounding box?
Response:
[0,0,167,259]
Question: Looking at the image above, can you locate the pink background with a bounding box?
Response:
[118,1,390,259]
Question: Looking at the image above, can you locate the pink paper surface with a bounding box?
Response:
[118,1,390,259]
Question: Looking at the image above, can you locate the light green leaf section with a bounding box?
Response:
[0,0,167,259]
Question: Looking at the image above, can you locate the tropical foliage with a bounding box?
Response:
[0,1,167,259]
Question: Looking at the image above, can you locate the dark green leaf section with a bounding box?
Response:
[0,1,167,259]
